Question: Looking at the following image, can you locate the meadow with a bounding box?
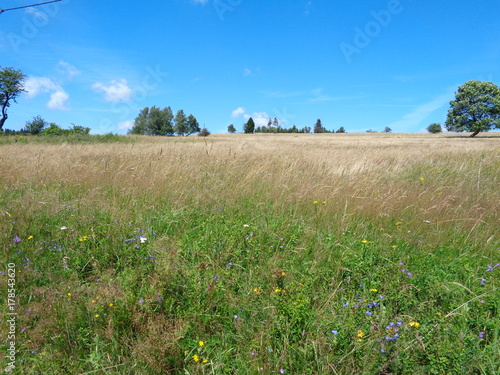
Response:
[0,132,499,374]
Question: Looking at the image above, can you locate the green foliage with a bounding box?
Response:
[186,114,201,135]
[384,126,392,133]
[427,123,442,134]
[23,115,47,135]
[445,80,500,137]
[227,124,236,133]
[336,126,346,133]
[198,128,211,137]
[244,117,255,133]
[0,66,26,131]
[314,118,325,133]
[174,109,188,136]
[130,106,174,136]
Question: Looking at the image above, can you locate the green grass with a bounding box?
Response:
[0,134,499,374]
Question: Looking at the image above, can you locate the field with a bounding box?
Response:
[1,132,499,374]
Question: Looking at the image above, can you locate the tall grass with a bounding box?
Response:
[1,133,499,374]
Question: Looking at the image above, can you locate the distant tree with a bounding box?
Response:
[301,126,311,133]
[186,114,201,135]
[273,117,279,128]
[198,128,211,137]
[227,124,236,133]
[23,115,47,135]
[174,109,188,136]
[366,129,377,133]
[40,123,64,136]
[427,123,442,134]
[383,126,392,133]
[244,117,255,134]
[336,126,346,133]
[314,119,325,133]
[69,124,90,134]
[267,119,272,128]
[130,106,174,135]
[445,80,500,137]
[290,125,298,133]
[0,66,26,131]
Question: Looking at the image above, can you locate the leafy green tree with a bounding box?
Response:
[130,107,149,135]
[427,123,442,134]
[383,126,392,133]
[301,126,311,133]
[336,126,346,133]
[314,119,325,133]
[244,117,255,134]
[445,80,500,137]
[23,115,47,134]
[228,124,236,133]
[174,109,188,136]
[0,66,26,131]
[290,125,298,133]
[186,114,200,135]
[130,106,174,136]
[40,123,64,136]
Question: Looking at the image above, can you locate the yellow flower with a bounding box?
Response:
[409,321,420,328]
[274,288,281,293]
[193,354,200,362]
[361,239,371,244]
[322,201,327,204]
[391,245,397,248]
[184,350,189,355]
[203,359,208,363]
[395,222,402,226]
[91,300,96,303]
[419,177,425,181]
[253,287,261,295]
[67,293,72,296]
[27,235,33,240]
[437,312,442,317]
[356,330,365,338]
[198,341,205,347]
[313,201,318,204]
[79,236,88,242]
[109,303,113,307]
[95,314,99,318]
[369,288,378,293]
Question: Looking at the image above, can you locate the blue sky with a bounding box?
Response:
[1,0,499,134]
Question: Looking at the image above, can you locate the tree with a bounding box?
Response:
[427,123,442,134]
[314,119,325,133]
[130,106,174,135]
[174,109,188,136]
[445,80,500,137]
[244,117,255,134]
[198,128,210,137]
[383,126,392,133]
[0,66,26,131]
[336,126,346,133]
[227,124,236,133]
[23,115,47,135]
[301,126,311,133]
[186,114,200,135]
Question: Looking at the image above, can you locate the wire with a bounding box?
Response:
[0,0,62,15]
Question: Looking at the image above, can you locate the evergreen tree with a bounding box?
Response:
[227,124,236,133]
[174,109,188,136]
[314,119,325,133]
[186,114,200,135]
[244,117,255,133]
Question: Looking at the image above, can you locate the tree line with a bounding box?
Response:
[129,106,203,136]
[233,118,347,134]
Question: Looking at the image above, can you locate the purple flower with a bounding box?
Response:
[157,297,163,302]
[280,370,285,374]
[227,262,233,266]
[480,278,486,285]
[331,330,339,335]
[139,299,144,304]
[234,315,239,319]
[213,276,220,281]
[365,311,373,316]
[407,272,413,278]
[343,302,349,307]
[12,236,21,242]
[478,332,485,339]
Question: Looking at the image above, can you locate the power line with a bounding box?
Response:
[0,0,62,15]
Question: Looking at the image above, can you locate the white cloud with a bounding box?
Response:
[231,107,246,118]
[118,120,134,130]
[244,112,272,127]
[92,79,132,103]
[24,76,69,110]
[57,61,81,78]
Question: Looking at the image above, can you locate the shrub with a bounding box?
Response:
[427,123,442,134]
[198,128,211,137]
[23,115,47,135]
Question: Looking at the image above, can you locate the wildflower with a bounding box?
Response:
[395,222,402,226]
[95,314,99,318]
[253,287,261,295]
[313,201,318,204]
[331,330,339,335]
[139,236,147,243]
[322,201,327,204]
[407,272,413,278]
[67,293,72,296]
[409,321,420,328]
[109,303,113,307]
[139,299,144,304]
[478,332,485,339]
[243,224,249,227]
[356,330,365,338]
[280,370,285,374]
[343,302,349,307]
[199,341,205,347]
[365,311,373,316]
[157,297,163,302]
[274,288,281,293]
[391,245,397,248]
[61,226,68,230]
[79,236,88,242]
[27,235,33,240]
[480,278,486,285]
[12,236,21,242]
[192,354,200,362]
[369,288,378,293]
[419,177,425,181]
[213,276,220,281]
[203,359,208,363]
[234,315,239,319]
[361,239,369,244]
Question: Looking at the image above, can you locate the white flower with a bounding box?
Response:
[61,226,68,230]
[243,224,249,227]
[139,236,147,243]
